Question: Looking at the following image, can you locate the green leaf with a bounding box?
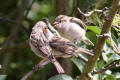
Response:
[86,31,97,45]
[105,70,112,75]
[97,59,105,69]
[110,54,120,60]
[115,72,120,79]
[93,74,101,80]
[111,33,118,46]
[105,74,116,80]
[106,33,118,47]
[102,53,108,62]
[71,57,85,72]
[87,26,101,34]
[48,74,73,80]
[106,39,111,45]
[0,75,7,80]
[112,14,120,26]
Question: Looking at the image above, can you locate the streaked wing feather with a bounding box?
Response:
[50,36,78,56]
[30,28,53,59]
[37,30,53,58]
[70,17,87,31]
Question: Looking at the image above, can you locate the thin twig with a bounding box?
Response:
[21,60,50,80]
[21,70,35,80]
[93,60,120,74]
[77,8,103,17]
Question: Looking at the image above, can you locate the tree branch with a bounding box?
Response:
[93,60,120,74]
[80,0,120,80]
[21,60,50,80]
[77,8,103,17]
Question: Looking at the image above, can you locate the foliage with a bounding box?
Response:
[0,75,7,80]
[48,74,73,80]
[0,0,120,80]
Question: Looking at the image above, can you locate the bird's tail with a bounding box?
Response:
[53,60,65,73]
[83,38,94,46]
[76,48,94,56]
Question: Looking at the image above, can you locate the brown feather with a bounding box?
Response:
[29,21,65,73]
[30,22,54,60]
[50,36,79,57]
[50,36,94,57]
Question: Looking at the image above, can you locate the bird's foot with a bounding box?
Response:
[32,59,47,71]
[32,63,43,71]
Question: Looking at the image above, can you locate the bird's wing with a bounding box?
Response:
[70,17,87,31]
[30,28,54,60]
[38,30,54,59]
[50,36,78,56]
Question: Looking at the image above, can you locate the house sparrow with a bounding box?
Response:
[54,15,94,46]
[29,21,64,73]
[43,28,94,62]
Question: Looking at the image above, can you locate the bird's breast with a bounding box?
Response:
[58,22,86,41]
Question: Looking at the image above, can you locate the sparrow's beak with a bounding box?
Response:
[53,22,59,26]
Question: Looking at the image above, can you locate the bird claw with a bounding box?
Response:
[32,63,43,71]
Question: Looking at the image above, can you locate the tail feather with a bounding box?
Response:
[83,38,94,46]
[53,61,65,73]
[77,48,94,56]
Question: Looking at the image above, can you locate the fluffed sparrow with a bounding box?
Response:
[29,21,64,73]
[54,15,94,46]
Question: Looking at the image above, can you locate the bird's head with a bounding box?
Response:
[54,15,68,26]
[33,21,47,31]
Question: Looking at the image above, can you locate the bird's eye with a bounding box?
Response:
[59,20,62,22]
[58,20,63,23]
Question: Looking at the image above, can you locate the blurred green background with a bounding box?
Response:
[0,0,120,80]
